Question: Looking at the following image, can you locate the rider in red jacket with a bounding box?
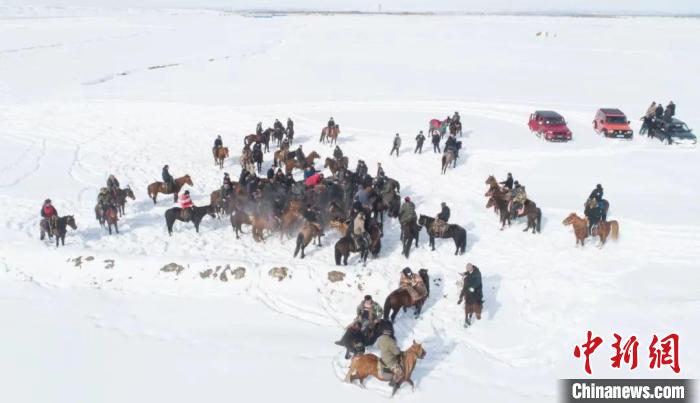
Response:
[41,199,58,230]
[304,172,323,188]
[180,191,194,209]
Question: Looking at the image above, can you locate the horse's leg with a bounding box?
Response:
[115,221,119,234]
[430,235,435,251]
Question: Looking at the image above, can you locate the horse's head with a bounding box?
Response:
[223,147,229,157]
[184,175,193,186]
[409,340,427,359]
[206,205,217,218]
[126,186,135,200]
[485,175,496,185]
[66,215,77,230]
[562,213,577,226]
[309,151,320,160]
[324,158,332,168]
[485,197,495,209]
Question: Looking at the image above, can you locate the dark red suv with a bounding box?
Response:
[528,111,572,142]
[593,108,633,139]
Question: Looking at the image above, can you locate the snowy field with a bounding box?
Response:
[1,6,699,403]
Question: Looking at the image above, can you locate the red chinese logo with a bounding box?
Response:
[649,333,680,374]
[573,331,603,375]
[611,333,639,370]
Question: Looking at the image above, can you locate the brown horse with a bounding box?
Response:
[213,146,229,169]
[324,157,349,176]
[320,125,340,145]
[284,151,320,174]
[383,269,429,322]
[562,213,619,247]
[147,175,193,204]
[518,200,542,234]
[280,200,304,240]
[273,146,292,167]
[250,214,280,242]
[115,186,135,216]
[293,222,323,258]
[441,150,456,174]
[345,341,426,396]
[102,206,119,234]
[230,208,252,239]
[244,130,271,152]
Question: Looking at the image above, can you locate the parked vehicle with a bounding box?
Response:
[528,111,572,142]
[648,118,697,145]
[593,108,633,139]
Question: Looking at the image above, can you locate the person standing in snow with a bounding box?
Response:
[414,131,426,154]
[390,133,401,157]
[431,129,441,153]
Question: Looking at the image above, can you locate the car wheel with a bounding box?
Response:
[602,129,608,137]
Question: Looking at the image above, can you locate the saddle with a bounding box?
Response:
[180,208,192,221]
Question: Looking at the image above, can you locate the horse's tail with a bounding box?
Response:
[536,208,542,233]
[610,221,619,241]
[383,294,392,321]
[294,233,303,258]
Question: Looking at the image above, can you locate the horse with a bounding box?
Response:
[147,175,193,204]
[280,200,304,240]
[418,215,466,255]
[345,341,426,396]
[102,206,119,235]
[334,235,369,266]
[336,319,394,359]
[244,129,271,152]
[252,147,263,173]
[320,125,340,145]
[250,214,281,242]
[230,208,252,239]
[383,269,430,322]
[562,213,619,248]
[486,196,511,230]
[429,118,449,138]
[367,219,383,257]
[441,150,456,174]
[40,215,77,247]
[400,220,421,258]
[115,186,135,216]
[518,200,542,234]
[324,157,349,176]
[240,147,256,173]
[272,127,285,148]
[273,146,292,167]
[164,205,215,236]
[285,127,294,144]
[450,120,462,136]
[213,146,229,169]
[284,151,320,174]
[293,222,323,259]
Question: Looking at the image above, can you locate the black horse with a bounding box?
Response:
[165,205,215,236]
[400,221,421,258]
[418,215,467,255]
[334,235,369,266]
[40,215,77,247]
[335,319,394,359]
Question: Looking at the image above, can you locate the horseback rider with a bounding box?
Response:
[500,172,514,190]
[286,117,294,133]
[106,174,120,201]
[239,168,250,187]
[510,182,527,217]
[399,267,427,302]
[221,172,233,199]
[355,295,383,334]
[433,202,450,237]
[431,129,441,153]
[41,198,58,232]
[355,160,368,178]
[256,121,263,136]
[589,184,603,203]
[376,162,385,178]
[213,134,223,153]
[303,203,323,234]
[584,197,603,236]
[352,211,368,250]
[273,119,284,132]
[305,172,324,189]
[328,117,336,130]
[180,190,194,219]
[458,263,483,307]
[445,134,458,156]
[376,328,403,387]
[452,111,461,124]
[162,165,175,192]
[415,130,426,154]
[96,187,113,221]
[303,165,316,180]
[355,186,371,209]
[295,145,305,163]
[333,145,343,161]
[390,133,401,157]
[399,196,417,228]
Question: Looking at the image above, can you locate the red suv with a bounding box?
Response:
[528,111,572,142]
[593,108,633,139]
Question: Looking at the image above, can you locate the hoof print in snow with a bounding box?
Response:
[86,256,94,262]
[71,256,88,268]
[199,268,213,279]
[232,267,246,280]
[161,263,185,275]
[269,267,288,282]
[219,264,233,282]
[104,259,115,269]
[327,270,345,283]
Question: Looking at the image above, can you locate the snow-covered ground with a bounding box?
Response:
[1,7,699,403]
